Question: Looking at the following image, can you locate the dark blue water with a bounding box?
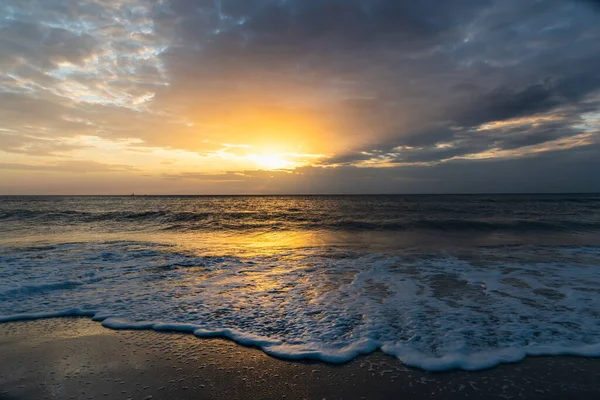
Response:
[2,194,600,239]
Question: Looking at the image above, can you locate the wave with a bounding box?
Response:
[2,208,600,233]
[2,241,600,371]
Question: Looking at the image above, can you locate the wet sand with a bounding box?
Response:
[1,318,600,399]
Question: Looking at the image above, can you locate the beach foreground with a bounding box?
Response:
[0,319,599,399]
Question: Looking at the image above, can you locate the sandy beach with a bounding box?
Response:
[0,318,599,399]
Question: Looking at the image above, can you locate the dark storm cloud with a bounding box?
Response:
[155,0,490,89]
[490,121,579,150]
[452,63,600,129]
[325,112,597,166]
[154,1,478,90]
[580,0,600,10]
[453,82,562,128]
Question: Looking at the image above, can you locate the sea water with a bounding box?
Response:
[1,194,600,371]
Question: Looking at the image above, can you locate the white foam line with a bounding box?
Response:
[193,328,282,347]
[2,309,600,371]
[262,339,380,363]
[382,346,527,371]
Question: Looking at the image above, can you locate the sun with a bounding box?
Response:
[247,154,296,170]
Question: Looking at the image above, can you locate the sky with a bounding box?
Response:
[0,0,599,194]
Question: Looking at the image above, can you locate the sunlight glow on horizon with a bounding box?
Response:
[247,153,299,170]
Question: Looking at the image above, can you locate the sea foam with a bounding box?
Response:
[1,241,600,371]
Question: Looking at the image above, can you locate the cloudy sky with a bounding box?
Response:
[1,0,599,194]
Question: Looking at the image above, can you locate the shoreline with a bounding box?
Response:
[3,310,600,372]
[2,318,600,399]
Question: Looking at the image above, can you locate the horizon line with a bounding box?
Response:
[1,192,599,197]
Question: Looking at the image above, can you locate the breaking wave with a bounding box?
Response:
[2,241,600,371]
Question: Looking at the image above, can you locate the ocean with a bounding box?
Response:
[1,194,600,371]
